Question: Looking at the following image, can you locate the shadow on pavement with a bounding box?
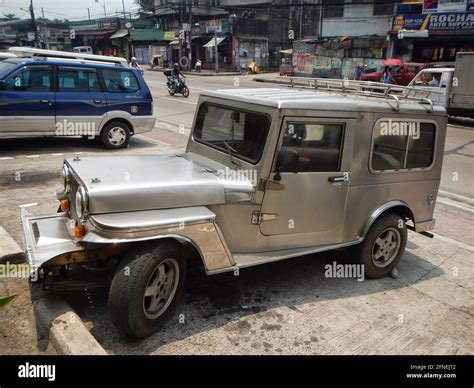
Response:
[0,136,157,156]
[62,245,444,354]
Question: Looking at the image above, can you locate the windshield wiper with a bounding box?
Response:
[222,141,240,167]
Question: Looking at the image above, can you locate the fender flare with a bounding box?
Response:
[361,200,415,239]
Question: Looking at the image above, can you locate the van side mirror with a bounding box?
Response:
[0,80,6,90]
[274,149,299,181]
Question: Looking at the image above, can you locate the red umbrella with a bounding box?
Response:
[384,59,403,66]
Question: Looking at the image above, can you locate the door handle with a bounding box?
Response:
[328,175,346,183]
[93,100,103,104]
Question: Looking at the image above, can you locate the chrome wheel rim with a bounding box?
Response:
[108,127,127,146]
[371,228,401,268]
[143,258,179,319]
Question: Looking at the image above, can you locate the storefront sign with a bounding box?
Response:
[393,11,474,32]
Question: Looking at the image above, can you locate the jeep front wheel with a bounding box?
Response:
[108,241,186,338]
[355,213,407,279]
[100,122,131,149]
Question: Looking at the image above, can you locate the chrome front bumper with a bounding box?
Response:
[20,207,85,278]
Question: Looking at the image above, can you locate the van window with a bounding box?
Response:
[58,67,100,93]
[101,69,139,93]
[5,66,52,92]
[372,121,436,171]
[280,122,344,172]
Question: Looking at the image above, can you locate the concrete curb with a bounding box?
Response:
[0,226,25,264]
[33,296,107,355]
[146,68,242,76]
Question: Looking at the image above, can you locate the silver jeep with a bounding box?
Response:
[21,88,447,338]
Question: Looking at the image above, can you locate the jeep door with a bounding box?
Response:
[259,117,354,245]
[55,66,107,137]
[0,64,55,133]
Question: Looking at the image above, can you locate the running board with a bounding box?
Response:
[207,239,361,275]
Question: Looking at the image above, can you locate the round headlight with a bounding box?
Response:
[75,186,88,219]
[60,164,71,191]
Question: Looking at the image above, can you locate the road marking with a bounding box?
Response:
[159,96,197,105]
[19,202,38,208]
[51,153,64,156]
[26,155,40,158]
[437,196,474,213]
[0,157,14,160]
[438,189,474,206]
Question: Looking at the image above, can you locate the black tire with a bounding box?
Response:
[168,89,174,96]
[353,213,407,279]
[182,85,189,98]
[100,122,131,150]
[108,241,187,338]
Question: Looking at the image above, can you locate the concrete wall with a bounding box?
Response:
[322,3,392,38]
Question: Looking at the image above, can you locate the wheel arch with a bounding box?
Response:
[100,117,134,135]
[361,200,414,239]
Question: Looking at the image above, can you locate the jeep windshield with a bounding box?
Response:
[193,103,270,164]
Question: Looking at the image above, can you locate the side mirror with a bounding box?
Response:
[274,149,299,181]
[0,80,5,90]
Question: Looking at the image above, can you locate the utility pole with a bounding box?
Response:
[29,0,39,48]
[214,28,219,73]
[188,0,192,69]
[299,0,303,40]
[122,0,126,20]
[87,8,91,20]
[41,7,45,19]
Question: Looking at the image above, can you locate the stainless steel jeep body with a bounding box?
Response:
[21,88,447,337]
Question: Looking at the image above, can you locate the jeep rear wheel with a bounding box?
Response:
[108,241,186,338]
[355,213,407,279]
[100,122,131,149]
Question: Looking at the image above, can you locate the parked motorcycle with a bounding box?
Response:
[163,69,189,98]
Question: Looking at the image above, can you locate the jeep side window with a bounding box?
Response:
[101,69,139,93]
[58,67,101,93]
[5,66,52,92]
[279,122,344,172]
[371,122,436,171]
[194,103,270,163]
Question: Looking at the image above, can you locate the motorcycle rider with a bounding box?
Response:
[171,63,185,93]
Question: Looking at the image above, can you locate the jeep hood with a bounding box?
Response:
[66,154,254,214]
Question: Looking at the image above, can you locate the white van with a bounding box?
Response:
[73,46,93,54]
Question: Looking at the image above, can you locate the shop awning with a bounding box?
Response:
[110,29,129,39]
[169,40,180,45]
[279,48,293,54]
[203,37,226,48]
[129,29,164,42]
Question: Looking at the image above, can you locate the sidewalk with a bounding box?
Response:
[147,67,242,77]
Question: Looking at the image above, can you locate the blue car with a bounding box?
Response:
[0,57,155,149]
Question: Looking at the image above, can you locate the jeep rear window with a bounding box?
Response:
[371,121,436,171]
[193,104,270,164]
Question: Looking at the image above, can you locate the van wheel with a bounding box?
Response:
[100,122,130,149]
[355,214,407,279]
[108,241,186,338]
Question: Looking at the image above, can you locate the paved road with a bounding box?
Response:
[0,71,472,355]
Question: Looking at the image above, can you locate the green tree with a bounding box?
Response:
[135,0,155,12]
[1,13,19,21]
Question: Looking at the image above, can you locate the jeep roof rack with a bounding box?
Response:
[254,76,442,113]
[8,46,128,67]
